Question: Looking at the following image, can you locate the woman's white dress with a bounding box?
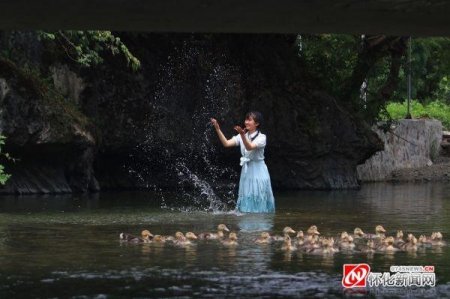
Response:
[233,131,275,213]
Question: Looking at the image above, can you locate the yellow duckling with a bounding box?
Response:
[255,232,272,244]
[306,225,320,236]
[407,233,415,242]
[367,225,386,239]
[329,237,339,253]
[399,234,417,251]
[198,224,230,240]
[353,227,366,239]
[221,232,238,246]
[272,227,296,241]
[431,232,446,246]
[417,235,429,247]
[337,232,350,246]
[297,226,319,250]
[340,234,356,250]
[281,235,296,251]
[394,230,405,247]
[301,234,320,251]
[376,236,398,253]
[185,232,198,240]
[360,240,376,254]
[339,231,349,241]
[308,237,336,255]
[295,230,305,246]
[152,235,166,243]
[141,230,154,243]
[174,232,192,246]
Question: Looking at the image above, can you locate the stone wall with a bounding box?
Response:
[357,119,442,181]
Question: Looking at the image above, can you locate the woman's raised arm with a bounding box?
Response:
[211,118,236,148]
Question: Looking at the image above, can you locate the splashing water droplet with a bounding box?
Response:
[126,41,240,212]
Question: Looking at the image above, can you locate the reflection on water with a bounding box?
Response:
[238,213,274,232]
[0,182,449,297]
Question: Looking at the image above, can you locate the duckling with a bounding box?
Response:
[394,230,405,247]
[338,231,349,243]
[360,240,376,254]
[198,224,230,240]
[174,231,192,246]
[255,232,272,244]
[376,236,398,253]
[281,235,296,251]
[221,232,238,246]
[301,234,320,251]
[307,237,336,255]
[164,235,175,242]
[141,230,154,243]
[366,225,386,240]
[119,232,138,242]
[272,227,296,241]
[336,232,351,246]
[185,232,198,241]
[431,232,446,246]
[353,227,366,239]
[119,230,153,243]
[417,235,430,247]
[152,235,166,243]
[295,230,304,246]
[329,237,339,253]
[299,226,320,249]
[306,225,320,236]
[339,234,356,251]
[305,238,325,254]
[399,234,417,252]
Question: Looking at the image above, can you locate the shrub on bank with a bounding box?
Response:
[385,100,450,130]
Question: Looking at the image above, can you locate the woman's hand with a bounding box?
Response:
[234,125,246,135]
[210,118,220,130]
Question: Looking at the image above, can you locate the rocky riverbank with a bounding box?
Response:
[388,156,450,182]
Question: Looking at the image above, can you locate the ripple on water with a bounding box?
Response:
[0,183,450,297]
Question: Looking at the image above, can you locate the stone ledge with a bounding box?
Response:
[357,119,442,182]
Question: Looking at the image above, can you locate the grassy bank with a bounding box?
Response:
[385,100,450,130]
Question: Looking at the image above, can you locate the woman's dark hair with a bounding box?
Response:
[245,111,263,129]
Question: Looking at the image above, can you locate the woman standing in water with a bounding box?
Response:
[211,111,275,213]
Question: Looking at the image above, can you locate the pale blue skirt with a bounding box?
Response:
[236,160,275,213]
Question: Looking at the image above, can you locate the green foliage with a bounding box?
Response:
[384,100,450,130]
[298,34,450,124]
[434,76,450,102]
[374,37,450,104]
[0,135,11,185]
[299,34,359,97]
[38,30,141,71]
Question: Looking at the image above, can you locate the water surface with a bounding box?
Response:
[0,182,449,298]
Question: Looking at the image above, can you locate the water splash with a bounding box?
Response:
[126,40,239,212]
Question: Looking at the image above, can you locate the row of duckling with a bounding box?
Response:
[119,224,446,253]
[119,224,238,246]
[258,225,446,254]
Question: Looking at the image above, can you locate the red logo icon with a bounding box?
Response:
[342,264,371,288]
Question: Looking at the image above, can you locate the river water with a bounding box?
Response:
[0,182,449,298]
